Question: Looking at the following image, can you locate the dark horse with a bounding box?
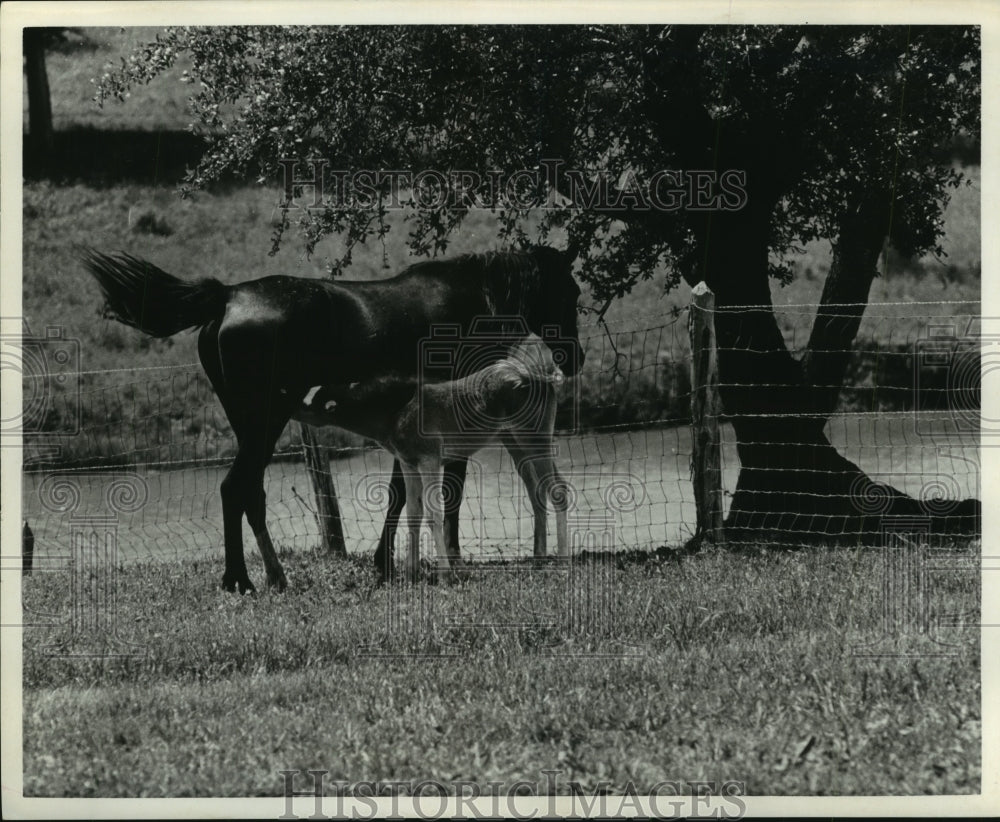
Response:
[83,247,584,593]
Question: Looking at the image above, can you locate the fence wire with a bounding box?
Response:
[21,300,981,566]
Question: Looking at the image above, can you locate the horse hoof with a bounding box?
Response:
[377,563,396,586]
[222,572,256,594]
[267,575,288,593]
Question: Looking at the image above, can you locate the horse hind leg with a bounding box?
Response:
[220,456,254,594]
[242,406,294,591]
[219,434,289,593]
[199,325,251,593]
[245,478,288,592]
[205,323,294,593]
[200,324,261,593]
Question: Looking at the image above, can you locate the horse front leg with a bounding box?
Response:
[374,458,407,583]
[441,456,468,568]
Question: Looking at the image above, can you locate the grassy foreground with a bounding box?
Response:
[22,543,980,797]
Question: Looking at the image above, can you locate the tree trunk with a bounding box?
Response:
[694,204,979,543]
[802,196,889,422]
[24,29,54,154]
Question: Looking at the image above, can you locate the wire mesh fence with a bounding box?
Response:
[703,297,982,546]
[20,297,981,568]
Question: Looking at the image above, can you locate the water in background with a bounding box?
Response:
[22,411,980,567]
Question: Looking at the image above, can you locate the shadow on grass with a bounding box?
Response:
[24,128,208,186]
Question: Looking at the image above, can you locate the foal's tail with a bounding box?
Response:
[81,249,229,338]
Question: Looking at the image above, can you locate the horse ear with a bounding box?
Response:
[529,245,566,272]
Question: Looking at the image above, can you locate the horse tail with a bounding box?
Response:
[81,249,229,338]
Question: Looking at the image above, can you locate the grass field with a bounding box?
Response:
[17,27,984,801]
[21,542,981,797]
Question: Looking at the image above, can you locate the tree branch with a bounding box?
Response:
[801,191,890,422]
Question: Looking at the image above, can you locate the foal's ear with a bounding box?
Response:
[499,365,530,393]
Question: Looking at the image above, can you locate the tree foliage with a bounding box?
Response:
[98,25,979,297]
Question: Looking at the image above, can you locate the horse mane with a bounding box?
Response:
[402,249,549,326]
[476,250,544,323]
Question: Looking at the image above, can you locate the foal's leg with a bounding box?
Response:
[375,456,466,581]
[374,458,406,582]
[525,392,568,557]
[527,441,570,558]
[500,433,548,557]
[401,466,425,583]
[547,462,570,557]
[420,457,454,579]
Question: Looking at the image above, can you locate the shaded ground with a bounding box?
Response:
[24,129,209,186]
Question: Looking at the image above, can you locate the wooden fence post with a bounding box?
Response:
[299,423,347,557]
[689,282,724,543]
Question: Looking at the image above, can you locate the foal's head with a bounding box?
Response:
[476,334,564,430]
[500,333,566,389]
